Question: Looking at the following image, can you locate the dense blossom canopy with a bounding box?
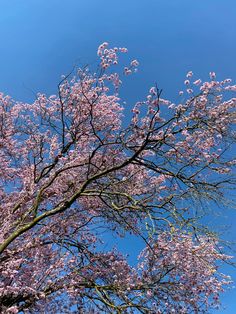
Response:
[0,43,236,313]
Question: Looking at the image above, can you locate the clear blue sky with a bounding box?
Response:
[0,1,235,312]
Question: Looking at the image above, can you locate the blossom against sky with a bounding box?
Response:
[0,1,236,312]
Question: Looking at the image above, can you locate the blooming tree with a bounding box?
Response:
[0,42,236,313]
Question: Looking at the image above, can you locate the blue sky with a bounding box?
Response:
[0,1,235,312]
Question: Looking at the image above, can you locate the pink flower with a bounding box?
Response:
[6,307,18,314]
[130,59,139,67]
[186,71,193,78]
[193,79,202,85]
[209,71,216,79]
[149,87,157,95]
[119,47,128,53]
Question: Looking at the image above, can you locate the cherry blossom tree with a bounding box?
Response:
[0,42,236,313]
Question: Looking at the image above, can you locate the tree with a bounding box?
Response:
[0,42,236,313]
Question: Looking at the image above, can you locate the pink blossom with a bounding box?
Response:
[186,71,193,78]
[210,71,216,79]
[119,47,128,53]
[0,43,235,314]
[130,59,139,67]
[193,79,202,85]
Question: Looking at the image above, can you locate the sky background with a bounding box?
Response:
[0,0,235,312]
